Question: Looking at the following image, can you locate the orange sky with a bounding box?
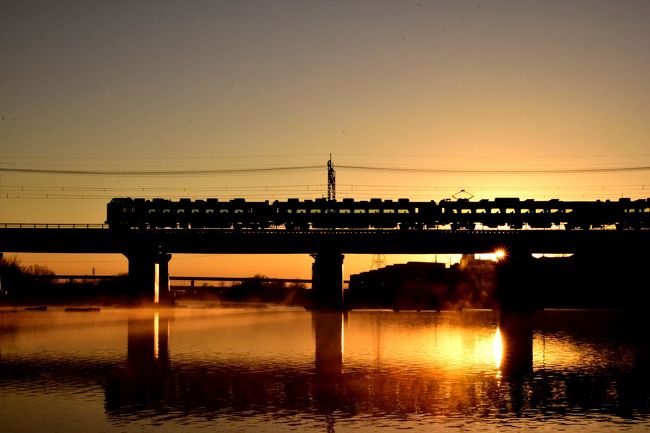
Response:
[1,1,649,278]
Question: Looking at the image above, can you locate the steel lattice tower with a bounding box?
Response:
[327,154,336,202]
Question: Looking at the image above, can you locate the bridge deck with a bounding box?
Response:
[1,227,648,254]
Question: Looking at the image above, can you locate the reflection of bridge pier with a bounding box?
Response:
[312,312,344,374]
[105,312,171,413]
[312,311,345,432]
[498,311,533,377]
[311,250,345,310]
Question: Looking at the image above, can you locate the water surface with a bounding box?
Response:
[1,307,649,432]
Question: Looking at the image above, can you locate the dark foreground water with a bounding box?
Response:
[1,306,649,432]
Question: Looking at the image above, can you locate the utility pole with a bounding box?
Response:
[327,154,336,202]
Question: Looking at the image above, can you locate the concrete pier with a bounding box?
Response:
[124,245,172,304]
[311,251,345,310]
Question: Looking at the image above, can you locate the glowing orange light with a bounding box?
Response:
[153,311,160,360]
[494,249,506,261]
[493,327,503,370]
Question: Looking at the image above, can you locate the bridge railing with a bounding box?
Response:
[0,223,108,229]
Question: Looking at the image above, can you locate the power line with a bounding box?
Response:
[0,165,322,176]
[0,153,325,160]
[337,165,650,174]
[2,163,650,176]
[1,183,647,192]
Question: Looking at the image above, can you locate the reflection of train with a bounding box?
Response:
[106,197,650,231]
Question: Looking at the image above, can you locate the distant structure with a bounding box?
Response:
[327,154,336,202]
[347,256,499,310]
[370,253,386,270]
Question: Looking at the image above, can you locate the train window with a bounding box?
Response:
[536,209,544,213]
[645,208,650,213]
[490,209,500,214]
[369,209,380,213]
[452,209,459,214]
[163,209,171,214]
[398,209,409,214]
[521,209,530,214]
[477,209,486,214]
[296,209,306,213]
[177,209,185,213]
[287,209,293,214]
[461,209,471,214]
[220,209,228,214]
[191,209,200,214]
[566,209,573,213]
[506,208,516,214]
[149,209,156,213]
[206,209,215,214]
[551,209,558,213]
[234,209,243,214]
[340,209,351,214]
[354,209,365,214]
[384,209,395,213]
[310,209,321,213]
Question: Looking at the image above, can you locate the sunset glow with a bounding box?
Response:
[0,1,648,277]
[0,3,648,431]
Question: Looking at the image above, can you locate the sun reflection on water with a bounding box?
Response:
[153,311,159,360]
[493,327,503,372]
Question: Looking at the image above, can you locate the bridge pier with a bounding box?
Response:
[495,245,538,310]
[124,246,172,305]
[311,251,345,310]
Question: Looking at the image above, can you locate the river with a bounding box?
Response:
[0,306,648,432]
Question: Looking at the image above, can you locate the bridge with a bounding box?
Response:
[1,224,648,308]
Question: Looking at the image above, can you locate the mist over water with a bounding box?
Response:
[0,306,649,432]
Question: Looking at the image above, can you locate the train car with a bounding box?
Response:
[437,198,498,230]
[275,198,315,230]
[107,197,650,231]
[367,198,401,229]
[618,198,650,230]
[106,197,155,229]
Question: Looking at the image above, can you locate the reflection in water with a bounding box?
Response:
[312,312,345,432]
[493,327,503,370]
[2,308,650,431]
[499,311,533,377]
[313,312,344,374]
[106,312,171,414]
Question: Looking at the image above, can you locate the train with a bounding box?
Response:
[106,197,650,231]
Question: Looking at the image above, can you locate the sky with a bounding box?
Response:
[1,0,649,278]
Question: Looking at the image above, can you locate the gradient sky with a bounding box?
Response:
[1,0,649,278]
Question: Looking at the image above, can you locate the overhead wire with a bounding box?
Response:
[337,164,650,174]
[1,162,650,176]
[0,165,323,176]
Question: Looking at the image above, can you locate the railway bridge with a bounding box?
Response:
[0,224,648,308]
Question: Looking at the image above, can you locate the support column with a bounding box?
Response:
[495,245,538,311]
[311,251,345,310]
[124,245,172,305]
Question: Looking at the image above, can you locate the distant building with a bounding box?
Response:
[347,256,497,310]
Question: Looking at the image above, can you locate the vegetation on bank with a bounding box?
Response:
[0,256,132,305]
[173,276,310,307]
[0,258,309,307]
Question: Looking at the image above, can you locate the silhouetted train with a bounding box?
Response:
[106,197,650,231]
